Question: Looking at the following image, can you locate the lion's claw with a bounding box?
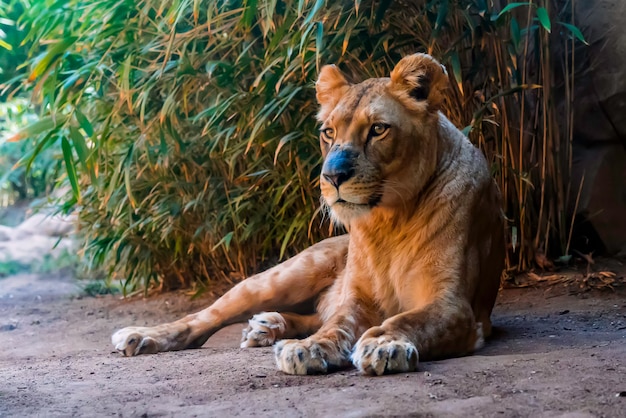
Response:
[274,337,348,375]
[352,328,419,375]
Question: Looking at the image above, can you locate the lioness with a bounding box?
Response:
[112,53,504,375]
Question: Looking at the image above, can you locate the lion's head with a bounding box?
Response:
[315,53,449,226]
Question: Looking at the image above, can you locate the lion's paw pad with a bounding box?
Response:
[240,312,286,348]
[352,335,419,375]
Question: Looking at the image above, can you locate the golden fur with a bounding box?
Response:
[112,53,505,375]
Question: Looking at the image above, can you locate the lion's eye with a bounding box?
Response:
[321,127,335,142]
[370,123,389,137]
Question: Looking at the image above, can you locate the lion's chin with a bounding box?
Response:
[328,201,372,225]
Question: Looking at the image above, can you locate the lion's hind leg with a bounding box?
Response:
[240,312,322,347]
[112,235,349,356]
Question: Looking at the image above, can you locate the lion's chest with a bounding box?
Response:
[349,225,436,317]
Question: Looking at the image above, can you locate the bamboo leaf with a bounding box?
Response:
[123,145,137,209]
[29,36,77,82]
[192,0,200,22]
[7,115,66,142]
[297,0,306,17]
[341,26,353,56]
[559,22,589,45]
[61,137,81,201]
[274,131,302,165]
[433,0,448,38]
[279,220,298,259]
[316,21,323,70]
[174,236,182,257]
[449,51,463,96]
[0,39,12,50]
[242,0,258,28]
[104,159,124,206]
[493,2,532,21]
[273,86,303,120]
[69,126,97,183]
[267,16,293,52]
[74,108,94,137]
[536,7,551,33]
[69,126,89,168]
[510,17,521,54]
[120,55,133,111]
[16,130,57,173]
[303,0,324,26]
[475,0,487,15]
[212,231,234,251]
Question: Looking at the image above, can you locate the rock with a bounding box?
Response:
[556,0,626,255]
[16,213,76,237]
[570,145,626,255]
[0,235,74,264]
[0,225,15,241]
[568,0,626,145]
[0,211,76,265]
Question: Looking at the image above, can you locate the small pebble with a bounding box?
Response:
[0,324,17,331]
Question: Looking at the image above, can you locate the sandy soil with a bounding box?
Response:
[1,270,625,417]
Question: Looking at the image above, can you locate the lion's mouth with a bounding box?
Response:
[332,194,381,208]
[333,201,369,213]
[325,193,381,223]
[334,199,364,207]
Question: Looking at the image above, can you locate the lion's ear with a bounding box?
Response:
[316,65,350,121]
[389,53,448,111]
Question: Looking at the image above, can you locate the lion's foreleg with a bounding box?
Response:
[274,283,381,375]
[112,235,349,356]
[352,298,479,375]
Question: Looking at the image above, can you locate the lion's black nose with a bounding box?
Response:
[323,171,353,188]
[322,148,357,188]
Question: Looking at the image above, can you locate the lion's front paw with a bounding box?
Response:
[111,327,161,357]
[240,312,286,348]
[352,327,419,375]
[274,337,349,375]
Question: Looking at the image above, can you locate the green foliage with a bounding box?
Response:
[80,279,121,297]
[33,248,80,274]
[1,0,60,202]
[0,259,28,277]
[6,0,586,290]
[0,0,31,99]
[0,99,63,202]
[0,247,81,277]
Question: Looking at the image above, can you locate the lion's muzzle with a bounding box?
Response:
[321,147,358,188]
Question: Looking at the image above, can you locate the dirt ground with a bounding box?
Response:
[1,269,625,417]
